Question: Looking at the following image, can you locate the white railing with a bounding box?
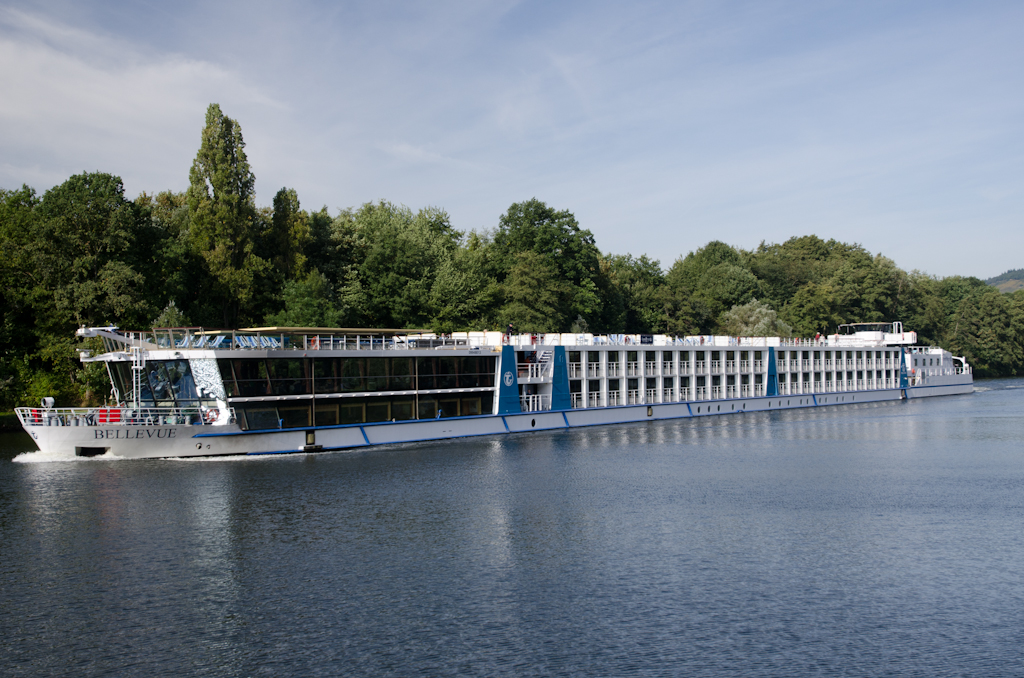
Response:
[664,387,675,401]
[813,360,822,370]
[801,360,811,370]
[518,363,544,379]
[726,360,736,372]
[726,386,736,398]
[694,387,706,400]
[607,364,622,377]
[16,406,235,427]
[569,364,582,378]
[814,381,822,392]
[587,364,603,378]
[627,389,641,404]
[571,393,584,408]
[694,361,706,372]
[663,363,675,375]
[520,394,550,412]
[740,385,751,397]
[645,388,658,402]
[680,361,690,374]
[608,391,622,406]
[754,384,764,396]
[588,392,601,408]
[645,361,658,374]
[710,360,721,371]
[627,362,640,376]
[711,386,722,399]
[739,360,750,372]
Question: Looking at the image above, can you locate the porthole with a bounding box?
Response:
[731,404,734,410]
[742,403,746,409]
[531,418,536,427]
[697,406,701,413]
[717,405,720,412]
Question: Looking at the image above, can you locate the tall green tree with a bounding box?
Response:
[263,187,310,281]
[187,103,269,326]
[492,199,603,329]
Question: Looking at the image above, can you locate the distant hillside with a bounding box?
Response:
[986,269,1024,293]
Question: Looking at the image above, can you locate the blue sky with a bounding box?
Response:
[1,1,1021,278]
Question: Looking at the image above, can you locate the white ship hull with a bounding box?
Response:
[22,378,973,460]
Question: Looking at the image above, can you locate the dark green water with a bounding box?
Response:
[2,381,1023,676]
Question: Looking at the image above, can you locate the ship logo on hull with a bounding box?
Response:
[503,371,514,387]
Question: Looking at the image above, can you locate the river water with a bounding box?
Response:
[2,381,1024,677]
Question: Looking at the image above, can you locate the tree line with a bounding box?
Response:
[2,104,1022,408]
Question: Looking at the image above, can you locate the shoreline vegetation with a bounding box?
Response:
[3,103,1022,409]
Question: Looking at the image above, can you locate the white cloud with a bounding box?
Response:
[0,8,280,196]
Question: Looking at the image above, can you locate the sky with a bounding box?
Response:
[1,0,1021,278]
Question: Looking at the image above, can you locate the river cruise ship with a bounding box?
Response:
[16,323,973,459]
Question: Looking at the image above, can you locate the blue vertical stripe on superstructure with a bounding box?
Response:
[766,346,779,397]
[899,349,909,388]
[551,346,571,411]
[497,345,522,414]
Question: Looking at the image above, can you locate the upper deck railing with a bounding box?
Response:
[80,326,926,357]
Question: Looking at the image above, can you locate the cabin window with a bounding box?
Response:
[268,358,308,396]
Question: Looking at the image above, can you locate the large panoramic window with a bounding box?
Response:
[219,356,496,399]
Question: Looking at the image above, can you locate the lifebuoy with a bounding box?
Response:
[311,336,320,349]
